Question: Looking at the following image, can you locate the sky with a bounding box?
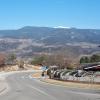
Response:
[0,0,100,29]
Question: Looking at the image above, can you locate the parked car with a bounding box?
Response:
[60,70,71,80]
[69,70,78,76]
[74,70,85,77]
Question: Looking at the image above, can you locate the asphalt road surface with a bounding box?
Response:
[0,72,100,100]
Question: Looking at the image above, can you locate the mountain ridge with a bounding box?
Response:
[0,26,100,58]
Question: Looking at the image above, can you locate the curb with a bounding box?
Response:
[39,78,100,90]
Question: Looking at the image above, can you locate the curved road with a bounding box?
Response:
[0,72,100,100]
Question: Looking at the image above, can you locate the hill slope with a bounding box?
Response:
[0,26,100,58]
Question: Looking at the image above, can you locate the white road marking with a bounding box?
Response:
[29,75,100,97]
[21,76,25,79]
[27,84,57,100]
[0,82,10,96]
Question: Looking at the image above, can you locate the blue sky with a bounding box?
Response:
[0,0,100,29]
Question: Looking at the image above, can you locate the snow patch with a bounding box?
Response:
[54,26,71,29]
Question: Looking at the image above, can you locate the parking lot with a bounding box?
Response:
[47,68,100,83]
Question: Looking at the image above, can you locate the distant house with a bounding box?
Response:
[82,63,100,71]
[49,65,59,71]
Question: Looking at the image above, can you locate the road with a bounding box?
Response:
[0,72,100,100]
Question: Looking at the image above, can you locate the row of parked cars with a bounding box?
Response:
[47,67,100,82]
[49,69,84,79]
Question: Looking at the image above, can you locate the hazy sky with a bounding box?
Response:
[0,0,100,29]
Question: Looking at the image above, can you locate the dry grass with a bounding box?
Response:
[32,72,42,78]
[32,66,41,70]
[0,65,19,72]
[26,65,41,70]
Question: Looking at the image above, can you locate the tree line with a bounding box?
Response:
[0,53,24,69]
[31,53,77,69]
[80,54,100,64]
